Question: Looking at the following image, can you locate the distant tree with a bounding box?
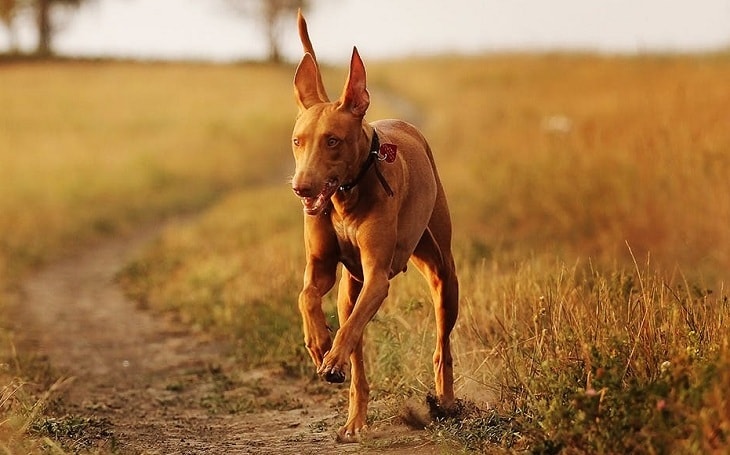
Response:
[33,0,85,56]
[0,0,19,52]
[227,0,307,63]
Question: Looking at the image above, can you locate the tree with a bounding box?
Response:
[0,0,18,52]
[34,0,84,56]
[227,0,307,63]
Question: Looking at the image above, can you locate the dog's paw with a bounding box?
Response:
[302,322,333,369]
[336,423,367,443]
[318,362,346,383]
[324,368,346,383]
[317,350,348,383]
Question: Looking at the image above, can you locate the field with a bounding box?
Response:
[2,54,730,453]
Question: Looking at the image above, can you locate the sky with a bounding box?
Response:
[1,0,729,62]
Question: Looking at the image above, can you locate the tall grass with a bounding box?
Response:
[3,55,729,452]
[117,54,730,452]
[442,253,729,452]
[370,54,730,277]
[0,61,297,452]
[0,61,296,284]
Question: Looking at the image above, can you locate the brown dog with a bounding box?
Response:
[290,12,459,442]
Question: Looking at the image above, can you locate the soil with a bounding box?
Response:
[11,222,444,454]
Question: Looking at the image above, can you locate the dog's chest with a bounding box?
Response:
[331,217,364,280]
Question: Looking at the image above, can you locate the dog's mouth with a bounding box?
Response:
[300,179,339,216]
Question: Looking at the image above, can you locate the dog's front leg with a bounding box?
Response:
[319,228,394,381]
[298,257,337,369]
[319,266,390,383]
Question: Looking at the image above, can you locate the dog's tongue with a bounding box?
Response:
[302,196,318,210]
[299,180,337,215]
[301,193,328,214]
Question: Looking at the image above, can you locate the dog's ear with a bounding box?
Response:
[297,10,329,103]
[338,47,370,118]
[294,53,327,110]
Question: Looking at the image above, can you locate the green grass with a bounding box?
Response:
[2,55,730,452]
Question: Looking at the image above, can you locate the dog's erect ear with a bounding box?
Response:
[338,47,370,118]
[294,53,327,110]
[297,10,329,103]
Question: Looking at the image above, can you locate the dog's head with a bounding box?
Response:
[290,13,371,216]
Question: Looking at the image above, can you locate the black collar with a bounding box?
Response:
[338,130,394,197]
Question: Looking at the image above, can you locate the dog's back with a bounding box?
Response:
[372,118,453,260]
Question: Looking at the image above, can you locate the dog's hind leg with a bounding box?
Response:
[411,227,459,410]
[335,271,369,442]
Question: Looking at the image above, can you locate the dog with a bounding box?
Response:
[290,11,459,442]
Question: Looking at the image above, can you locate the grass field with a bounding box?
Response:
[0,61,297,285]
[3,54,730,452]
[0,60,298,452]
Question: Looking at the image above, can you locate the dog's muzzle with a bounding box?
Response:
[294,178,338,216]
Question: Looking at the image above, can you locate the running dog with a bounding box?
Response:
[290,11,459,442]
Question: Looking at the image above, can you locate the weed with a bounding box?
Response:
[0,340,100,453]
[428,405,524,452]
[31,415,115,453]
[259,395,303,412]
[308,419,329,433]
[164,381,185,393]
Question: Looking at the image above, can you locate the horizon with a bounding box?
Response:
[1,0,729,62]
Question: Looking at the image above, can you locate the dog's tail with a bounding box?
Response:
[297,9,329,101]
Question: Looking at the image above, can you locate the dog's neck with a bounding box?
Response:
[330,123,377,215]
[338,125,379,191]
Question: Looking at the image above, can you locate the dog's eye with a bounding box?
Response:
[326,137,340,148]
[292,137,300,147]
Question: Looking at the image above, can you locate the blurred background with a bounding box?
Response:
[3,2,730,452]
[1,0,729,61]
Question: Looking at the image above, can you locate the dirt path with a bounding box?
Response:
[11,222,440,454]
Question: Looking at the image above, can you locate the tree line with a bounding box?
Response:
[1,0,82,56]
[0,0,307,61]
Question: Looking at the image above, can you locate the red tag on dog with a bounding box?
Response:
[378,143,397,163]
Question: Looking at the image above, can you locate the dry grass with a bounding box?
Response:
[0,61,296,453]
[120,54,730,452]
[369,54,730,277]
[2,54,730,452]
[0,61,296,283]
